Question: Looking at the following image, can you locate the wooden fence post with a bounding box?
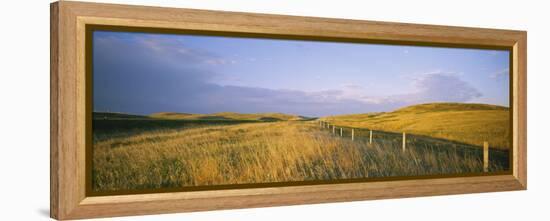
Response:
[351,129,354,141]
[483,141,489,172]
[332,125,335,134]
[369,130,372,144]
[402,132,406,152]
[340,128,343,137]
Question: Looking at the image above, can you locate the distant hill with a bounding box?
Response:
[93,111,314,123]
[93,112,150,120]
[150,112,312,122]
[321,103,510,149]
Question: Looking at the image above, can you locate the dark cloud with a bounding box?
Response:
[93,34,222,114]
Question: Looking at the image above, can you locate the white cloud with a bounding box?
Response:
[490,68,509,80]
[402,72,482,103]
[486,50,501,56]
[133,35,234,67]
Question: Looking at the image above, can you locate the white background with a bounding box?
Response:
[0,0,548,220]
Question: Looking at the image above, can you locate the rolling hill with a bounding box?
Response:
[321,103,510,149]
[94,111,312,122]
[150,112,312,122]
[93,112,151,120]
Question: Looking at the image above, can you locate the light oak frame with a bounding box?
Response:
[50,1,527,219]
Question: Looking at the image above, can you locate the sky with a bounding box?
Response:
[93,31,510,117]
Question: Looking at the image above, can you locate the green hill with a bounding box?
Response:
[321,103,510,149]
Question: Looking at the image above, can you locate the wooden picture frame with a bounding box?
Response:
[50,1,527,220]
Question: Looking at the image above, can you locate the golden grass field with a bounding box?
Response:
[92,109,508,192]
[321,103,510,149]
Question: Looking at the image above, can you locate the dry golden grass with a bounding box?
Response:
[321,103,510,149]
[92,121,501,192]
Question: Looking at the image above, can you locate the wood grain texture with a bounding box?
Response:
[50,2,59,218]
[50,1,527,220]
[516,32,528,187]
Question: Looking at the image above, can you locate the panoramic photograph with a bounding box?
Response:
[91,30,511,193]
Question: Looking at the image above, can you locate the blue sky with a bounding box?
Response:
[93,31,510,117]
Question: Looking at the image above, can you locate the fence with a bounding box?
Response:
[317,120,505,173]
